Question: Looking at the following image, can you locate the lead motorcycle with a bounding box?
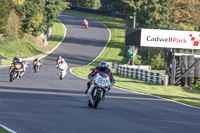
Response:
[9,63,23,82]
[87,72,111,108]
[57,63,67,80]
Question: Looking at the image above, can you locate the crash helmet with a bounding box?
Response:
[99,61,108,71]
[60,58,65,63]
[59,56,62,59]
[36,57,39,60]
[15,54,19,58]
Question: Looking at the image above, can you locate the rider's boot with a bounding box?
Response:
[85,82,91,94]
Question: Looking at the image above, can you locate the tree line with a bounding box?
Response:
[0,0,69,41]
[69,0,200,31]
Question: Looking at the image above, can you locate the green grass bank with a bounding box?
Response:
[0,20,65,65]
[0,126,11,133]
[67,10,200,107]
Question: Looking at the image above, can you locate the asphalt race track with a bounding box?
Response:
[0,13,200,133]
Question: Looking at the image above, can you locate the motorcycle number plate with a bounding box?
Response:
[98,78,106,84]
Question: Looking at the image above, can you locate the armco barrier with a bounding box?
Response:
[117,65,164,85]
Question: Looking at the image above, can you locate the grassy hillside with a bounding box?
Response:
[0,20,65,65]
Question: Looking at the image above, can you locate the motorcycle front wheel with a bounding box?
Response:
[34,65,37,73]
[88,100,92,107]
[60,75,62,80]
[9,71,15,82]
[93,89,101,108]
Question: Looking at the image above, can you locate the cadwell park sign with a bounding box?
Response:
[125,28,200,86]
[141,29,200,49]
[125,28,200,50]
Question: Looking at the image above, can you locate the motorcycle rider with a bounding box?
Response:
[83,19,88,28]
[56,56,62,65]
[85,61,115,94]
[12,54,19,63]
[33,57,42,66]
[33,57,42,69]
[9,54,20,73]
[57,58,68,72]
[19,58,25,77]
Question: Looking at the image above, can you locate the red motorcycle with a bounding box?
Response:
[83,19,88,28]
[9,63,23,82]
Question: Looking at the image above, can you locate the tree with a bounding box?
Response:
[169,0,200,31]
[7,10,22,40]
[0,0,12,36]
[15,0,66,36]
[85,0,101,9]
[68,0,101,9]
[100,0,124,10]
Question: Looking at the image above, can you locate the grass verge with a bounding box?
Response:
[67,10,200,108]
[0,126,11,133]
[0,20,65,65]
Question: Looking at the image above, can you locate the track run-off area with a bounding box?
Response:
[0,13,200,133]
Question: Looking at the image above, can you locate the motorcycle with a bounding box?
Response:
[83,20,88,28]
[84,22,88,28]
[58,63,67,80]
[33,61,41,73]
[87,72,111,108]
[9,63,23,82]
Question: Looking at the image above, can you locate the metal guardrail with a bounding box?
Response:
[117,65,164,85]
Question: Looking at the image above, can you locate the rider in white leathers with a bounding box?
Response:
[57,58,68,72]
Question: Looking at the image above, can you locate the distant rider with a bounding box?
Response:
[56,56,62,65]
[9,54,20,73]
[33,57,42,66]
[19,58,25,77]
[85,61,115,94]
[57,58,68,72]
[83,19,88,28]
[12,54,19,63]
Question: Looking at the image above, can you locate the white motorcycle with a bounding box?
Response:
[58,63,67,80]
[87,72,111,108]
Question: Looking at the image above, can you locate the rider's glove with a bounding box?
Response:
[111,80,115,86]
[88,75,93,79]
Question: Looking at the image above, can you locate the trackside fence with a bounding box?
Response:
[117,65,164,85]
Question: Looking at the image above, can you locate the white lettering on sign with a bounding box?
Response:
[140,29,200,49]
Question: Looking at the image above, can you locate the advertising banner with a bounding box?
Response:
[140,29,200,49]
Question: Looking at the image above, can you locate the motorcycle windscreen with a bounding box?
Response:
[98,72,108,78]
